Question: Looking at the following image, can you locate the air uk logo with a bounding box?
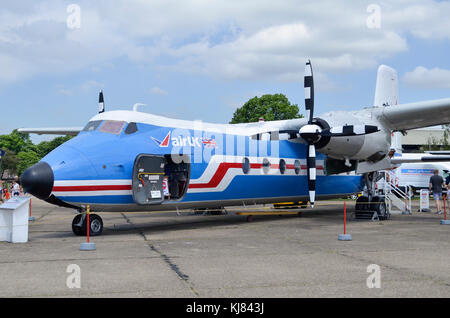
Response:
[151,131,171,147]
[151,131,214,148]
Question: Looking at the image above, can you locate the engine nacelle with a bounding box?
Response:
[314,110,391,162]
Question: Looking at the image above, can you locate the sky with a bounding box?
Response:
[0,0,449,143]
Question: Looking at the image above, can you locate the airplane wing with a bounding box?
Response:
[17,127,83,136]
[391,153,450,164]
[377,98,450,131]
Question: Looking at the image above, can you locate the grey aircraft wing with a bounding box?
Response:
[17,127,83,136]
[377,98,450,131]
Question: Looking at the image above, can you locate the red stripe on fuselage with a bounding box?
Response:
[53,185,132,192]
[52,162,325,192]
[188,162,324,189]
[189,162,242,189]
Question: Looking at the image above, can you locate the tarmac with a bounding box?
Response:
[1,197,450,298]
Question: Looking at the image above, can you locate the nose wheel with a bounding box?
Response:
[72,213,103,236]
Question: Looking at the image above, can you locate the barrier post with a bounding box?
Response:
[80,205,96,250]
[441,196,450,225]
[338,201,352,241]
[344,201,347,234]
[402,187,411,215]
[28,198,35,221]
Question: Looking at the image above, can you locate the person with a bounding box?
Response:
[445,174,450,206]
[4,187,10,200]
[429,170,445,214]
[12,180,20,197]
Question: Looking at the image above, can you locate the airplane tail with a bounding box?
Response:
[374,65,402,153]
[374,65,398,107]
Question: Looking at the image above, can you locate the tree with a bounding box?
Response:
[16,151,41,176]
[230,94,303,124]
[35,135,73,157]
[442,124,450,150]
[0,149,18,177]
[0,130,74,178]
[0,129,34,154]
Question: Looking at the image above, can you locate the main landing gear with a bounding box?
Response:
[354,171,389,221]
[72,212,103,236]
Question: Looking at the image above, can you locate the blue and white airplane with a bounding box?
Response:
[18,62,450,236]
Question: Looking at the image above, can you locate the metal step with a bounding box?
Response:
[354,209,377,219]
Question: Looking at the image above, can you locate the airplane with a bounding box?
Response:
[18,61,450,236]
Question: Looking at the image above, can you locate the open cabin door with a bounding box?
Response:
[132,154,190,205]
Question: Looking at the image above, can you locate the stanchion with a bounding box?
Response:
[441,197,450,225]
[402,189,411,215]
[338,201,352,241]
[28,198,35,221]
[80,205,96,251]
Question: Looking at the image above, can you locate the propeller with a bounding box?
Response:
[300,60,319,207]
[299,60,379,207]
[98,90,105,113]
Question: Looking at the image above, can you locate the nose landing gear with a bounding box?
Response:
[72,213,103,236]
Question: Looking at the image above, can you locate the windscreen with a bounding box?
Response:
[82,120,102,132]
[98,120,126,135]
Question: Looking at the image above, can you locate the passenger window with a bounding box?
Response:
[124,122,138,135]
[262,158,270,174]
[279,159,286,174]
[271,131,279,141]
[294,160,301,175]
[242,157,250,174]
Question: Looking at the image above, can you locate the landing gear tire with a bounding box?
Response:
[371,196,388,220]
[71,214,104,236]
[72,214,84,236]
[82,214,103,236]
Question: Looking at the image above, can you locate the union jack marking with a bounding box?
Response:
[202,138,217,148]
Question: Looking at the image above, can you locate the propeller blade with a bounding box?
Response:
[320,125,379,137]
[307,144,316,208]
[98,90,105,113]
[304,59,314,124]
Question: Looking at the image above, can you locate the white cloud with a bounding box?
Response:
[403,66,450,89]
[381,1,450,39]
[0,0,448,85]
[57,88,73,96]
[149,86,168,95]
[81,80,104,91]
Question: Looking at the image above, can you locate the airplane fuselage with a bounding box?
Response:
[35,111,365,212]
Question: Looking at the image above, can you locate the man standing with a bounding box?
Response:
[430,170,445,214]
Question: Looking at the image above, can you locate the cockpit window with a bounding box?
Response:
[82,120,102,132]
[98,120,126,135]
[124,122,138,135]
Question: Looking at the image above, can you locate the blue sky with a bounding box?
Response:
[0,0,449,143]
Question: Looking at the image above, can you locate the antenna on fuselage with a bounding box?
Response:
[133,103,146,112]
[98,90,105,113]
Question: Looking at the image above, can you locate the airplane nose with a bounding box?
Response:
[20,161,54,200]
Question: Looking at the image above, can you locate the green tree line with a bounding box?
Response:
[230,93,303,124]
[0,130,73,177]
